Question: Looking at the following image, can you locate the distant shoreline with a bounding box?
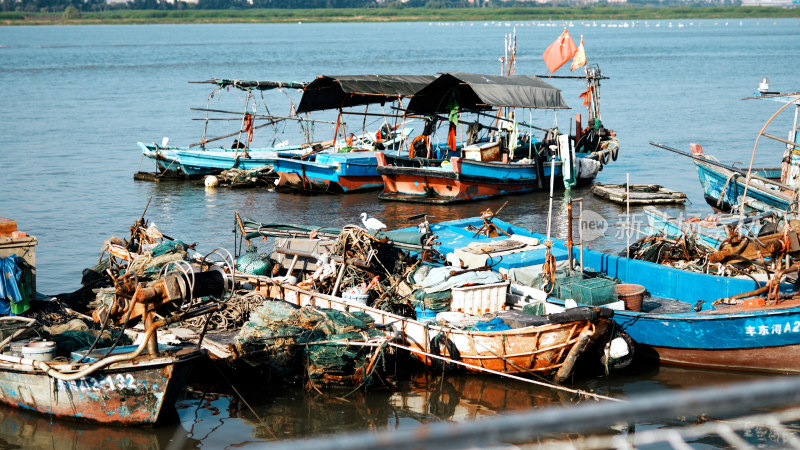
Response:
[3,6,799,26]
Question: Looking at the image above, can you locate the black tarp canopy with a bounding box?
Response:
[406,73,569,115]
[296,75,436,114]
[190,78,308,91]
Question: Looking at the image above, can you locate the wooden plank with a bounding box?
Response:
[169,327,232,359]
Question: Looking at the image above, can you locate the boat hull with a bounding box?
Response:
[643,343,800,373]
[259,283,608,381]
[569,225,800,373]
[376,153,554,203]
[695,160,788,212]
[274,152,383,194]
[0,348,202,425]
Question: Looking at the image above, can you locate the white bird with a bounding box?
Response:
[360,213,387,232]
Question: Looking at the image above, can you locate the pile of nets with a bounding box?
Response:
[236,247,274,276]
[235,300,385,385]
[127,240,189,277]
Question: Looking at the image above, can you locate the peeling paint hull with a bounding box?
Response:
[264,284,608,382]
[0,348,202,425]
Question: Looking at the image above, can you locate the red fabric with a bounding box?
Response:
[542,29,578,73]
[447,122,457,152]
[579,85,593,107]
[243,113,254,142]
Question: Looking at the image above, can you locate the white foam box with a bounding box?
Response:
[451,281,510,316]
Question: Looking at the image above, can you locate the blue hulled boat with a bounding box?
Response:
[377,70,617,204]
[658,86,800,214]
[272,75,434,194]
[273,151,384,193]
[398,216,800,373]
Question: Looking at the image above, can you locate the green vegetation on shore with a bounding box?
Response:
[2,6,799,25]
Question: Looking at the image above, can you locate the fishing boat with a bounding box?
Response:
[0,319,203,425]
[591,183,686,205]
[653,84,800,214]
[376,69,618,203]
[136,78,315,179]
[643,206,777,250]
[259,282,611,382]
[274,151,385,194]
[236,214,616,382]
[0,218,234,424]
[0,267,229,424]
[392,213,800,373]
[272,75,434,194]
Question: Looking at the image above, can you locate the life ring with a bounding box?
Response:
[429,332,461,372]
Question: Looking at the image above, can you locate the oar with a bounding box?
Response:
[649,142,793,191]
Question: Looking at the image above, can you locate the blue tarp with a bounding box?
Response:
[0,254,22,315]
[473,317,512,331]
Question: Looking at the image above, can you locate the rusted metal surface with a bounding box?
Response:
[265,282,607,380]
[0,349,202,425]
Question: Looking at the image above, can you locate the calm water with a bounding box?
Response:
[1,19,799,447]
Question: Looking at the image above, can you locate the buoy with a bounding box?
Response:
[205,175,219,188]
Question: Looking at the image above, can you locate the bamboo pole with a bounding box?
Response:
[189,108,335,124]
[189,119,285,148]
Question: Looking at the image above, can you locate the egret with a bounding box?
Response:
[360,213,387,232]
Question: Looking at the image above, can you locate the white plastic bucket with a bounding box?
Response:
[342,291,369,305]
[21,341,57,361]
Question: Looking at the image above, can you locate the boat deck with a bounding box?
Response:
[641,297,693,314]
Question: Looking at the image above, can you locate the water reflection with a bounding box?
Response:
[0,363,781,448]
[0,401,196,449]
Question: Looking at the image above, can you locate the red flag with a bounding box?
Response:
[542,29,578,73]
[579,85,593,107]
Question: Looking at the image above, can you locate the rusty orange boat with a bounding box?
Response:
[259,282,611,382]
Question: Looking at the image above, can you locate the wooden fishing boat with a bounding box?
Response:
[643,206,777,251]
[558,242,800,373]
[653,87,799,214]
[274,151,385,194]
[0,223,232,424]
[398,215,800,373]
[376,152,559,203]
[257,282,610,382]
[591,183,686,205]
[0,328,203,425]
[377,70,617,204]
[172,146,308,177]
[137,78,312,178]
[236,214,617,382]
[272,75,434,194]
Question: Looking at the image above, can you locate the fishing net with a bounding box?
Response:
[412,289,452,312]
[235,301,385,385]
[47,330,132,357]
[236,249,274,276]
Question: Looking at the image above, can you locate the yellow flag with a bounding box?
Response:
[571,36,586,71]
